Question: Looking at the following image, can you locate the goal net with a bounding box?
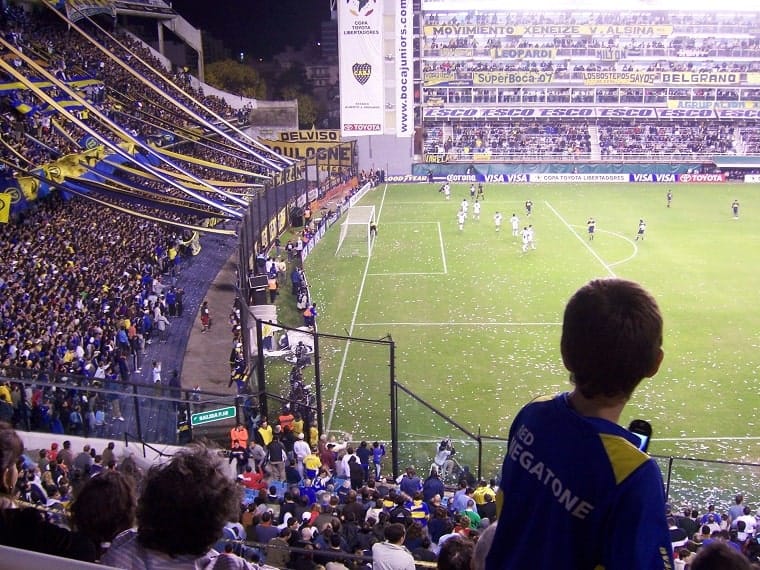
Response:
[336,205,375,257]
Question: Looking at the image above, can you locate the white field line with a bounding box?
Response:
[544,201,616,277]
[567,225,640,268]
[355,321,561,327]
[326,184,388,433]
[437,222,448,274]
[601,229,640,267]
[367,272,447,276]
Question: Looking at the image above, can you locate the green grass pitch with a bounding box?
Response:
[301,181,760,494]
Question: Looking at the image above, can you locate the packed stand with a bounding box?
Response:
[598,120,735,158]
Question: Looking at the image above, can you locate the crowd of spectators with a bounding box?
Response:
[0,4,274,201]
[598,120,735,158]
[5,418,760,568]
[425,118,740,161]
[0,192,195,432]
[428,121,591,161]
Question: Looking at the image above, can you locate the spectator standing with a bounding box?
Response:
[486,279,673,569]
[200,300,211,333]
[267,436,287,482]
[728,494,745,525]
[230,423,249,449]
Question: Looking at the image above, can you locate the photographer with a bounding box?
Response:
[433,438,459,483]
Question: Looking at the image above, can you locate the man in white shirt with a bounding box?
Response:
[371,523,415,570]
[293,433,311,477]
[736,506,756,538]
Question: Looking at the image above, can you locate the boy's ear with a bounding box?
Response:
[648,348,664,378]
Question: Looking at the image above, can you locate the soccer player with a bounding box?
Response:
[477,183,484,200]
[732,199,740,218]
[457,209,465,231]
[521,226,530,252]
[443,183,451,200]
[494,211,503,232]
[470,184,476,198]
[510,213,520,236]
[525,200,533,217]
[461,198,469,218]
[527,224,536,250]
[486,279,673,570]
[587,218,596,241]
[473,199,481,221]
[666,190,672,208]
[635,219,646,241]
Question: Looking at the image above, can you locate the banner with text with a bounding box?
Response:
[473,71,554,85]
[339,0,384,136]
[258,134,354,165]
[584,71,742,86]
[422,105,760,120]
[423,23,672,36]
[396,0,413,137]
[531,173,629,183]
[667,100,760,110]
[629,173,678,183]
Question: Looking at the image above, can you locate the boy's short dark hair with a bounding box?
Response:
[561,278,663,399]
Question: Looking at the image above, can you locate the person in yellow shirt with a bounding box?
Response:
[0,382,11,404]
[472,479,496,506]
[291,413,304,438]
[256,419,273,447]
[303,448,322,479]
[308,422,319,448]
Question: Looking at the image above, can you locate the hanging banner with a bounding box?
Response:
[473,71,554,85]
[257,137,355,165]
[338,0,384,136]
[395,0,413,137]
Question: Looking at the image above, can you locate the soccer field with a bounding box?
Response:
[302,181,760,483]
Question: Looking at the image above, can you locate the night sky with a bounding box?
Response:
[174,0,332,59]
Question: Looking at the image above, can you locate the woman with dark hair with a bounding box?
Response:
[0,422,96,561]
[102,444,253,569]
[70,470,136,559]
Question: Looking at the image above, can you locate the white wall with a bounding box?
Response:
[356,134,414,175]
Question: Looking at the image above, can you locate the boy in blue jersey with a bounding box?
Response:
[486,279,674,570]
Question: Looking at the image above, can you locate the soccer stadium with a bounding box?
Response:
[1,0,760,567]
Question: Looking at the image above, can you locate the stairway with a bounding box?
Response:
[588,124,601,160]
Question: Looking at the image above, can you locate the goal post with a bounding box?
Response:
[336,205,375,257]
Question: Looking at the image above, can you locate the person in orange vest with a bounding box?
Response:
[229,423,249,449]
[278,405,295,432]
